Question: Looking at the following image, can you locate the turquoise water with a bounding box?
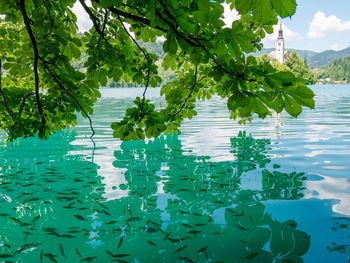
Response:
[0,85,349,262]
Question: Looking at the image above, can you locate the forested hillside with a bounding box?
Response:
[317,56,350,82]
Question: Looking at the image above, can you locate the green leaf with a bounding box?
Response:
[271,0,297,18]
[253,0,276,24]
[198,0,210,12]
[234,0,253,14]
[284,94,302,117]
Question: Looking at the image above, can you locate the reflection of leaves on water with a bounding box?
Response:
[230,131,271,172]
[328,217,350,257]
[110,133,310,262]
[0,132,311,262]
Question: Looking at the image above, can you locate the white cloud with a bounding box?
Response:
[331,43,341,50]
[262,23,302,47]
[222,3,240,28]
[308,11,350,39]
[71,0,92,32]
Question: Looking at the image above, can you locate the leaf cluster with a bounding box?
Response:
[0,0,315,141]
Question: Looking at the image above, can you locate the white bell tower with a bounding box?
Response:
[276,22,285,64]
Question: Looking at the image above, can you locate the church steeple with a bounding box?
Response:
[278,21,284,40]
[276,21,285,64]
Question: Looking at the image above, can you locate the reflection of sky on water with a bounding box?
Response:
[68,86,350,219]
[305,174,350,216]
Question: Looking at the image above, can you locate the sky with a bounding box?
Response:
[72,0,350,53]
[263,0,350,52]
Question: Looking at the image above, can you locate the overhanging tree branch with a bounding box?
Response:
[115,13,150,120]
[172,66,198,117]
[42,0,54,38]
[0,58,15,120]
[40,59,95,138]
[19,0,45,125]
[79,0,107,43]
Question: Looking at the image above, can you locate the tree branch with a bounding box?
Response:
[20,0,45,125]
[79,0,107,43]
[172,66,197,117]
[115,13,150,120]
[40,59,95,138]
[97,10,108,46]
[42,0,54,38]
[18,93,35,118]
[0,59,15,120]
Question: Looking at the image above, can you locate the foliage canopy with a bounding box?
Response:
[0,0,315,141]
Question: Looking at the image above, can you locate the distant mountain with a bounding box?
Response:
[289,49,318,61]
[307,47,350,67]
[255,46,350,68]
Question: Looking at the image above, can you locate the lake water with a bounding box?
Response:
[0,85,349,262]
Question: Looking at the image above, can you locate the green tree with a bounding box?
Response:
[284,51,317,84]
[0,0,315,141]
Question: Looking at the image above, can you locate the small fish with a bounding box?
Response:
[81,256,96,262]
[59,243,66,258]
[175,245,188,253]
[102,210,111,216]
[213,230,226,235]
[44,253,58,263]
[244,252,259,259]
[192,212,202,217]
[68,230,81,233]
[98,202,108,210]
[40,250,43,263]
[105,250,115,257]
[188,230,202,236]
[0,254,12,258]
[106,220,117,225]
[117,237,123,249]
[76,248,82,258]
[194,223,206,227]
[15,243,41,254]
[0,213,10,216]
[178,210,189,215]
[63,202,75,209]
[9,217,22,224]
[74,215,87,221]
[236,223,248,231]
[62,234,75,238]
[147,240,157,247]
[126,217,140,223]
[197,246,208,254]
[164,232,170,240]
[32,215,41,223]
[180,223,193,228]
[150,221,161,227]
[178,257,194,263]
[114,254,131,258]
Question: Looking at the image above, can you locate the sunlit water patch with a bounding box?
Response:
[0,85,349,262]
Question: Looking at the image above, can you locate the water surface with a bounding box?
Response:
[0,85,349,262]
